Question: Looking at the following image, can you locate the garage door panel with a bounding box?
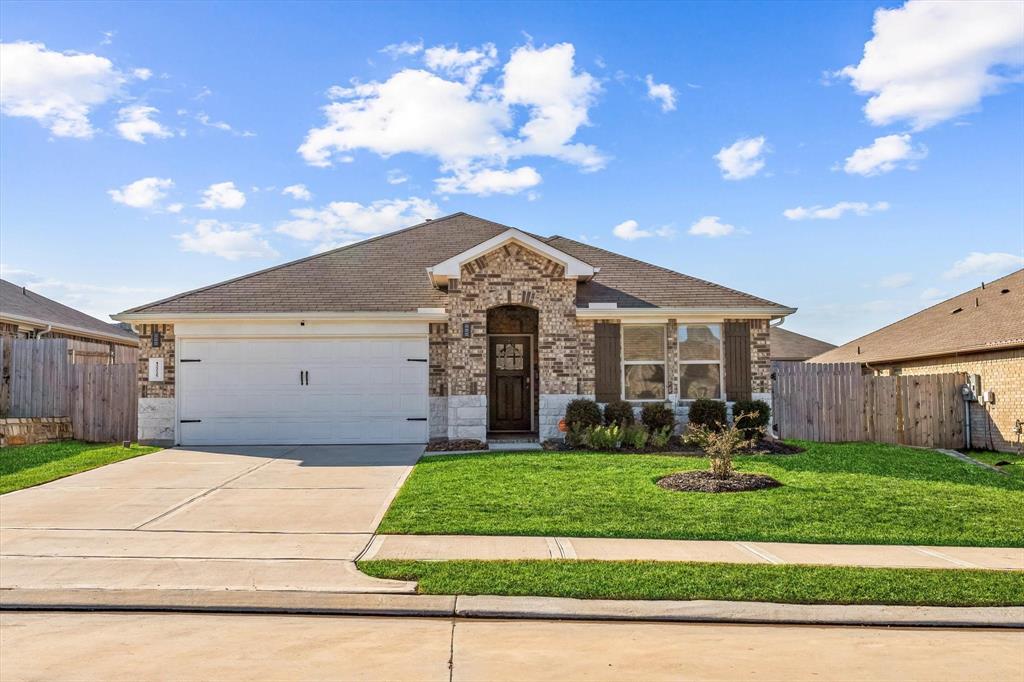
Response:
[178,337,428,445]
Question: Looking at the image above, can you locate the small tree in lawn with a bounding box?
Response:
[684,411,762,479]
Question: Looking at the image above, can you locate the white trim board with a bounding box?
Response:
[428,229,597,286]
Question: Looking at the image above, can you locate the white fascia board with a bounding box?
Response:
[575,306,797,321]
[428,229,596,285]
[0,313,137,345]
[112,310,449,324]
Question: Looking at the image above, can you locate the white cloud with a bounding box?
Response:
[943,252,1024,280]
[166,203,184,214]
[783,201,890,221]
[878,272,913,289]
[644,74,677,112]
[839,0,1024,129]
[380,40,423,59]
[196,112,255,137]
[714,136,768,180]
[299,42,605,195]
[276,197,441,252]
[386,169,409,185]
[920,287,947,302]
[175,219,277,260]
[132,67,152,81]
[115,105,172,143]
[423,43,497,88]
[435,166,541,196]
[198,181,246,210]
[0,41,128,138]
[611,219,675,241]
[688,216,736,238]
[108,177,174,209]
[843,134,927,176]
[282,184,312,201]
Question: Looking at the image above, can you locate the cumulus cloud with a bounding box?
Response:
[299,42,604,196]
[843,134,927,176]
[276,197,441,252]
[282,184,312,201]
[714,136,768,180]
[435,166,541,196]
[198,181,246,210]
[878,273,913,289]
[175,219,277,260]
[380,40,423,59]
[108,177,174,209]
[943,252,1024,280]
[688,216,736,238]
[839,0,1024,129]
[611,219,675,241]
[424,43,497,88]
[783,201,890,221]
[115,104,173,143]
[0,41,130,138]
[644,74,677,112]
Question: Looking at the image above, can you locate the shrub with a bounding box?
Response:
[603,400,635,427]
[649,426,672,450]
[565,399,602,432]
[565,425,588,449]
[685,411,760,479]
[687,398,727,431]
[641,403,676,433]
[622,423,649,449]
[584,424,623,450]
[733,399,770,438]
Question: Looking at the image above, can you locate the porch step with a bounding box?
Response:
[488,441,543,451]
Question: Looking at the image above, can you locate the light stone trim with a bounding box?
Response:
[540,394,590,441]
[447,394,487,442]
[429,397,448,440]
[138,397,175,445]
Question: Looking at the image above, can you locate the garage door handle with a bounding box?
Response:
[406,417,427,421]
[180,419,201,423]
[407,358,427,362]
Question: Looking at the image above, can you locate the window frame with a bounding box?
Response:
[677,322,726,401]
[620,323,667,402]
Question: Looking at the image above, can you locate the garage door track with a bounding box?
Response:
[0,445,422,593]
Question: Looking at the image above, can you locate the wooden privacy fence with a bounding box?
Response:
[2,338,137,442]
[772,361,967,449]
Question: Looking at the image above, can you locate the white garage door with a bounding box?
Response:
[177,337,429,445]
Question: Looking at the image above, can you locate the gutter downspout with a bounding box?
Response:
[35,324,53,339]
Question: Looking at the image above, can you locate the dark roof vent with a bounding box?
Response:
[1001,288,1010,294]
[951,307,963,314]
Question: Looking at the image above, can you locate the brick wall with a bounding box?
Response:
[137,323,175,398]
[428,323,448,397]
[879,348,1023,452]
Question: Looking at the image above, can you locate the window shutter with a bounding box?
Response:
[594,322,621,403]
[724,321,752,401]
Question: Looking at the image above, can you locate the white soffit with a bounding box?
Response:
[427,229,596,285]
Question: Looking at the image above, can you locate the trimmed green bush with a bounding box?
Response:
[564,399,602,432]
[603,400,635,427]
[649,426,672,449]
[640,403,676,433]
[687,398,727,431]
[622,424,649,449]
[733,399,771,438]
[584,424,624,450]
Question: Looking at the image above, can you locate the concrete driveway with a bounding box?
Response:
[0,444,423,593]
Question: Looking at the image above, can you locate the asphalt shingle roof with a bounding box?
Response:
[1,278,137,343]
[121,213,790,315]
[770,327,836,361]
[810,269,1024,364]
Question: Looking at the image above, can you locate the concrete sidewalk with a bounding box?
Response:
[361,534,1024,571]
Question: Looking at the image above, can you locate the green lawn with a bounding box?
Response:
[963,450,1024,481]
[360,560,1024,607]
[0,441,160,494]
[378,442,1024,547]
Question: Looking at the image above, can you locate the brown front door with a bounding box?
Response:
[489,335,532,431]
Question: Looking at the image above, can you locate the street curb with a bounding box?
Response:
[2,589,1021,628]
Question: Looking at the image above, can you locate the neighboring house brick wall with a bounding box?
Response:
[876,348,1023,453]
[137,323,175,445]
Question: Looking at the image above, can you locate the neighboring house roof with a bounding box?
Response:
[118,213,793,317]
[770,327,836,361]
[0,278,138,345]
[810,269,1024,364]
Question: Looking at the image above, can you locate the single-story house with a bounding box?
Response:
[114,213,796,446]
[810,269,1023,452]
[1,278,138,350]
[770,327,835,362]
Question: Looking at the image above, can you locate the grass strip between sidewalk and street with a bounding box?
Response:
[359,559,1024,607]
[0,441,160,494]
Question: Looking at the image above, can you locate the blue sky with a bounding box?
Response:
[1,0,1022,343]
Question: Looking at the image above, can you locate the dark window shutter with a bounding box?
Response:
[594,322,621,403]
[724,321,752,401]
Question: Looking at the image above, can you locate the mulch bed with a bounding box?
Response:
[657,470,783,493]
[743,439,805,455]
[543,437,803,456]
[425,439,487,452]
